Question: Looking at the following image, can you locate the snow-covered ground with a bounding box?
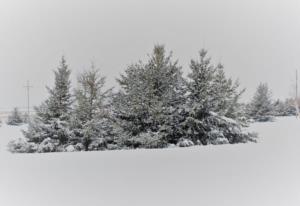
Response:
[0,117,300,206]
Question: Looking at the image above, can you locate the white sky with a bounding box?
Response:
[1,0,300,111]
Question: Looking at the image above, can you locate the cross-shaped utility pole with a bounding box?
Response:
[296,70,298,102]
[24,80,33,117]
[295,70,299,118]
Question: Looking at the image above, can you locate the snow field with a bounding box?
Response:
[0,117,300,206]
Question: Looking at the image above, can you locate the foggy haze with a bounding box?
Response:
[1,0,300,111]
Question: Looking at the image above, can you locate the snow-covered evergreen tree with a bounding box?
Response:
[113,45,186,146]
[10,47,257,153]
[286,98,298,116]
[24,56,72,146]
[272,98,297,116]
[182,49,254,145]
[212,64,246,120]
[74,64,109,122]
[71,64,115,151]
[185,51,245,119]
[247,83,273,121]
[273,99,286,116]
[22,113,30,123]
[114,47,254,147]
[46,57,72,121]
[186,50,216,113]
[7,107,24,126]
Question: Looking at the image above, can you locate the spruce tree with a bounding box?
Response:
[46,57,72,121]
[186,49,216,113]
[182,49,217,144]
[273,99,285,116]
[113,45,186,146]
[182,49,253,144]
[212,64,245,119]
[71,64,114,150]
[272,98,298,117]
[7,107,23,126]
[247,83,273,121]
[24,57,72,145]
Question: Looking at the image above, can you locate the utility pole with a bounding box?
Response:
[296,70,299,118]
[296,70,298,101]
[24,80,33,118]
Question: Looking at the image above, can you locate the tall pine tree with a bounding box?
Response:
[71,64,114,150]
[24,57,72,145]
[182,49,252,144]
[113,45,186,146]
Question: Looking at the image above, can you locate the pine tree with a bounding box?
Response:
[186,50,216,113]
[185,51,245,119]
[247,83,273,121]
[46,57,72,121]
[74,64,109,122]
[285,98,298,116]
[7,107,24,126]
[113,45,186,146]
[71,64,114,150]
[182,49,217,144]
[212,64,245,119]
[272,98,297,117]
[182,49,253,145]
[24,57,72,146]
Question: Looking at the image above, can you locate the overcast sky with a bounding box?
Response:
[0,0,300,111]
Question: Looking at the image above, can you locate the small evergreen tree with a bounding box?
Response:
[212,64,245,120]
[7,107,23,126]
[71,64,114,150]
[273,99,286,116]
[285,98,298,116]
[247,83,273,121]
[24,57,72,146]
[273,98,297,116]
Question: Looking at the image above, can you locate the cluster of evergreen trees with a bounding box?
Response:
[246,83,297,121]
[9,45,257,153]
[6,108,26,126]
